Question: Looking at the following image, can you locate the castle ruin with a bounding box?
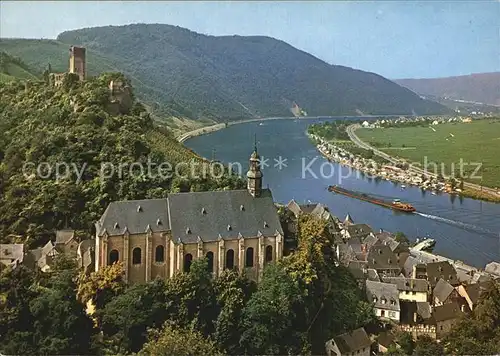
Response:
[49,45,86,87]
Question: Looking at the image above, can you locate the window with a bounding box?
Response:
[132,248,141,265]
[381,310,385,317]
[184,253,193,272]
[412,291,416,295]
[245,247,254,267]
[206,251,214,273]
[225,249,234,269]
[109,249,119,265]
[265,245,273,262]
[155,245,165,263]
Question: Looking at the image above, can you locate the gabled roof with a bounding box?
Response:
[367,245,400,271]
[426,261,459,287]
[433,278,455,303]
[55,229,75,245]
[462,281,491,305]
[346,224,373,238]
[377,331,397,349]
[366,280,400,311]
[332,327,371,354]
[96,198,170,237]
[403,256,419,277]
[286,199,302,217]
[433,301,464,322]
[366,268,381,282]
[344,213,354,225]
[383,277,429,293]
[400,301,434,325]
[168,189,282,243]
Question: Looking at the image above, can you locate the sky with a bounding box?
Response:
[1,1,499,79]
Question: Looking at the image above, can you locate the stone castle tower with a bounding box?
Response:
[246,138,262,197]
[69,46,86,81]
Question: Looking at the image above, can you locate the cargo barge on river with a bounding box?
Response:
[328,185,416,213]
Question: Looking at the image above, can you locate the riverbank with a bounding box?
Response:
[309,130,500,203]
[349,124,500,203]
[176,117,300,143]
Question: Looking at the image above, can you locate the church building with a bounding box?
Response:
[94,147,284,284]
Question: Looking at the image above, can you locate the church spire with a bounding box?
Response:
[247,135,262,197]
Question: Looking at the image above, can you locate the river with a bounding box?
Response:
[185,118,500,268]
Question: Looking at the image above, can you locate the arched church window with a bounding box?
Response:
[206,251,214,273]
[184,253,193,272]
[132,247,142,265]
[245,247,254,267]
[225,249,234,269]
[109,249,119,265]
[155,245,165,263]
[265,245,273,262]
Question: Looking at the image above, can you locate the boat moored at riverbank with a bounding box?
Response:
[328,185,416,212]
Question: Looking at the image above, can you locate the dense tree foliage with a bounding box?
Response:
[0,256,94,355]
[0,74,244,247]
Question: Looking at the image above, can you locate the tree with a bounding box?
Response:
[0,265,38,355]
[213,270,254,354]
[100,277,169,353]
[394,231,410,244]
[77,262,126,313]
[140,324,225,356]
[29,269,94,355]
[164,258,218,335]
[414,335,444,356]
[240,263,306,355]
[397,332,415,355]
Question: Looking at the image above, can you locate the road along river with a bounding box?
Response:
[184,118,500,268]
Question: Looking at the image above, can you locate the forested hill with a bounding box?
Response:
[1,23,449,122]
[55,24,450,119]
[0,73,244,247]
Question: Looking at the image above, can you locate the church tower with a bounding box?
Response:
[246,136,262,197]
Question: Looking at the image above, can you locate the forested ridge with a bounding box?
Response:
[0,73,244,248]
[1,23,451,125]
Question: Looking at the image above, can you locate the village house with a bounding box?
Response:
[95,147,284,284]
[415,261,459,288]
[457,281,491,311]
[382,277,430,302]
[366,280,400,322]
[0,244,24,267]
[341,223,373,240]
[325,327,372,356]
[376,331,399,353]
[364,231,410,268]
[433,301,466,339]
[399,300,437,339]
[54,229,79,255]
[366,244,401,277]
[432,278,464,306]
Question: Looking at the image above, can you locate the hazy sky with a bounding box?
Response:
[1,1,499,78]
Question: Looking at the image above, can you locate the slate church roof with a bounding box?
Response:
[96,198,170,237]
[96,189,283,243]
[168,189,283,243]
